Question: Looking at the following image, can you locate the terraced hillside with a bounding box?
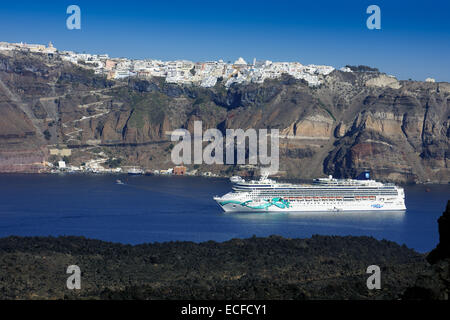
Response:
[0,51,448,183]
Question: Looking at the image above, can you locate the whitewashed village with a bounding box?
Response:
[0,41,340,88]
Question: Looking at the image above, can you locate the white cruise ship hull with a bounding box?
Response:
[214,197,406,213]
[214,174,406,213]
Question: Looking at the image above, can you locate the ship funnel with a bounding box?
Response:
[230,176,244,183]
[356,171,371,180]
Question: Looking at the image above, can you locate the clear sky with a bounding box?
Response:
[0,0,449,81]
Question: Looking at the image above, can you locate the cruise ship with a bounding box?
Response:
[214,173,406,213]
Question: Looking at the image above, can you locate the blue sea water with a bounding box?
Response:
[0,174,448,253]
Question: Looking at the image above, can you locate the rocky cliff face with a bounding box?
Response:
[0,51,448,182]
[428,201,450,263]
[403,201,450,300]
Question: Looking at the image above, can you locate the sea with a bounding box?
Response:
[0,174,448,253]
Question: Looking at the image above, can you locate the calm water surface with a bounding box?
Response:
[0,174,448,252]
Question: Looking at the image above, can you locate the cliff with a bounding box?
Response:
[403,201,450,300]
[428,200,450,263]
[0,51,448,183]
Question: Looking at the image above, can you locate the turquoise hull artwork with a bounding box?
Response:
[219,198,290,210]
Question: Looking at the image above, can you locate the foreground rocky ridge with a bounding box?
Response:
[0,235,426,300]
[3,200,450,300]
[0,51,448,183]
[404,201,450,299]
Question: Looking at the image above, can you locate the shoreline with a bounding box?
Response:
[0,171,448,186]
[0,234,427,253]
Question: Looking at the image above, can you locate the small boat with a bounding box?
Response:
[116,179,124,185]
[127,167,144,175]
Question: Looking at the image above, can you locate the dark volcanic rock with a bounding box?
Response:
[403,201,450,300]
[0,235,426,300]
[428,201,450,263]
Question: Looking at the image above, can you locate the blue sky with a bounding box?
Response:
[0,0,449,81]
